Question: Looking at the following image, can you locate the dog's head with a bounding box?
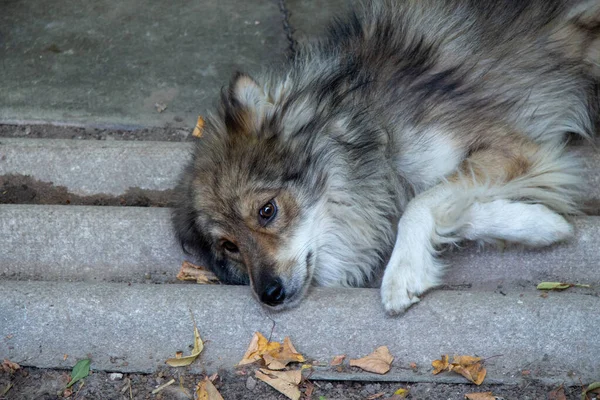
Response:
[173,72,330,309]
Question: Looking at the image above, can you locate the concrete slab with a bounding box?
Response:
[1,205,599,289]
[2,138,599,204]
[287,0,356,42]
[0,281,597,384]
[0,0,287,129]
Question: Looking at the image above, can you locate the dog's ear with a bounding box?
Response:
[221,72,273,135]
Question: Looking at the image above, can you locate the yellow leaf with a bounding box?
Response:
[238,332,281,366]
[255,368,301,400]
[450,356,486,385]
[176,261,220,284]
[192,116,205,138]
[465,392,495,400]
[431,355,487,385]
[432,355,449,374]
[165,324,204,367]
[536,282,590,290]
[195,377,224,400]
[349,346,394,374]
[391,387,410,398]
[263,337,306,370]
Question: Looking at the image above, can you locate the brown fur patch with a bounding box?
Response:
[451,133,535,185]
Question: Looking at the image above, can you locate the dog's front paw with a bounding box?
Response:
[380,269,422,315]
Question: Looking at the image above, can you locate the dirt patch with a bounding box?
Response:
[0,124,193,142]
[0,174,174,207]
[0,367,582,400]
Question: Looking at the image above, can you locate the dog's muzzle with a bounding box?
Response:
[260,278,286,306]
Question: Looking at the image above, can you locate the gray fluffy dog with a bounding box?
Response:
[173,0,599,313]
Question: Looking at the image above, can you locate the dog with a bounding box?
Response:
[172,0,599,314]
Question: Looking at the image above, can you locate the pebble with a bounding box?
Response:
[246,376,257,390]
[109,372,123,381]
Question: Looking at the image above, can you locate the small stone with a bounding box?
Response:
[364,384,378,394]
[324,383,334,390]
[109,372,123,381]
[245,376,256,391]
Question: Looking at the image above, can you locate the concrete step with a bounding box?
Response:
[0,281,597,385]
[1,139,599,208]
[1,204,599,289]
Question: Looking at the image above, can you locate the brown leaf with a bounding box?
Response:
[238,332,281,366]
[192,116,205,138]
[304,381,314,398]
[547,385,566,400]
[431,355,486,385]
[432,355,449,374]
[255,369,301,400]
[450,356,486,386]
[409,362,417,370]
[263,337,305,370]
[349,346,394,374]
[195,376,224,400]
[367,392,385,399]
[176,261,220,284]
[330,355,346,366]
[165,324,203,367]
[1,359,20,373]
[465,392,495,400]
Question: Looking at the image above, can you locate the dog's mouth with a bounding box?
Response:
[258,250,314,312]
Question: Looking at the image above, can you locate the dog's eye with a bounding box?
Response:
[221,240,239,253]
[258,201,277,225]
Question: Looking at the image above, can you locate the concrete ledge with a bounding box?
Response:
[1,205,599,288]
[0,281,597,384]
[1,139,599,204]
[0,139,190,196]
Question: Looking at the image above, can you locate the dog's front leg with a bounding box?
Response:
[381,184,452,314]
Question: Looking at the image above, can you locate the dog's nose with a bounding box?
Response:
[260,280,286,306]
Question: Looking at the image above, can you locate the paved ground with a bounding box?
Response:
[0,0,288,129]
[1,0,599,399]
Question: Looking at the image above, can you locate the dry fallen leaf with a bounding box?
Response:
[192,116,205,138]
[177,261,220,285]
[465,392,495,400]
[367,393,385,399]
[195,376,224,400]
[432,354,449,374]
[255,368,301,400]
[431,355,487,385]
[155,103,167,113]
[304,381,315,398]
[165,324,204,367]
[548,385,566,400]
[263,337,306,370]
[238,332,282,366]
[349,346,394,374]
[1,359,20,373]
[582,382,600,400]
[330,355,346,366]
